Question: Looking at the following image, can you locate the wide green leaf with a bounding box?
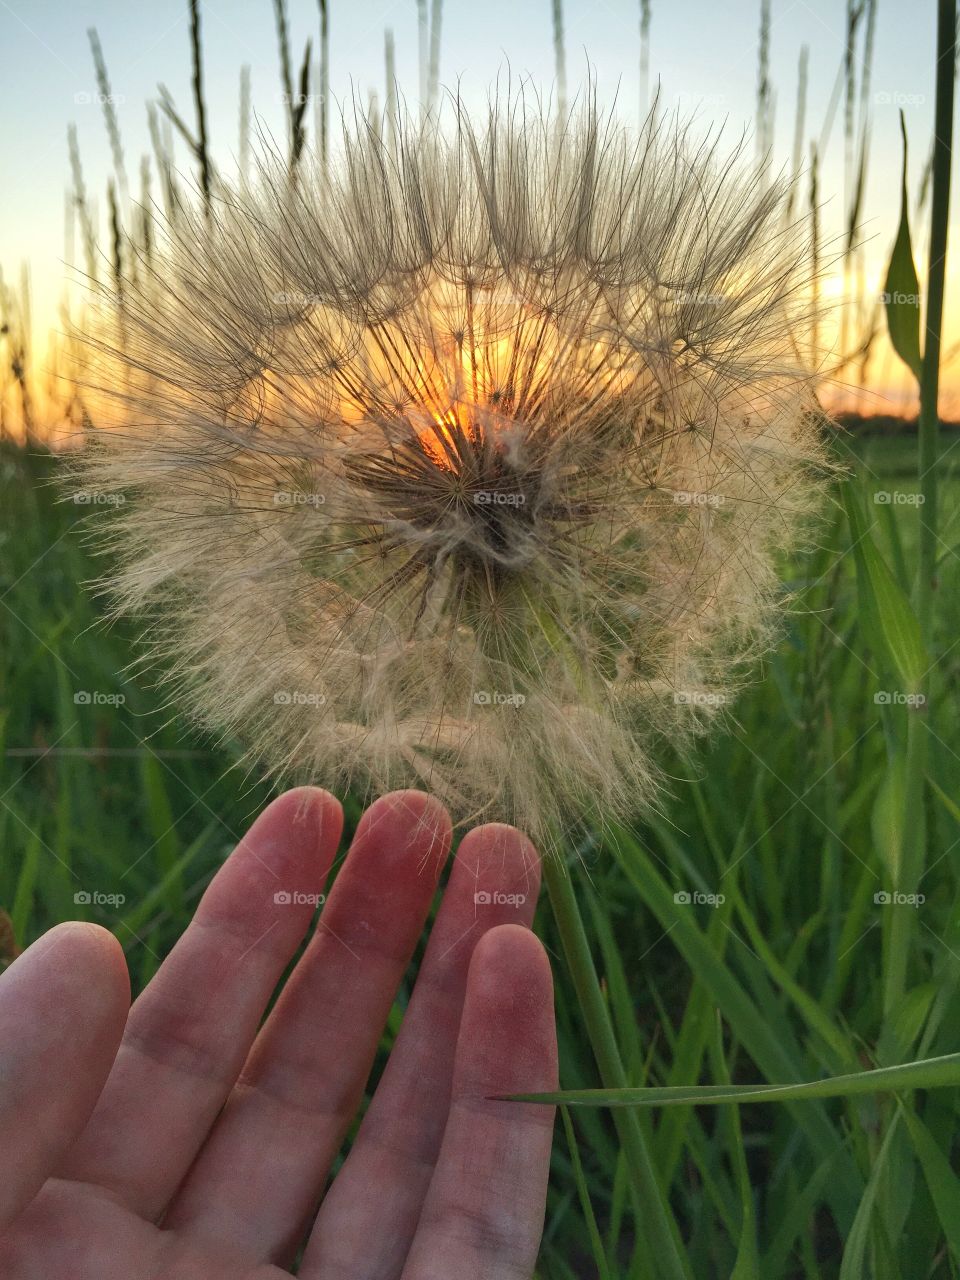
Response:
[883,112,923,381]
[842,482,927,691]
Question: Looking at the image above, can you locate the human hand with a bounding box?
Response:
[0,789,557,1278]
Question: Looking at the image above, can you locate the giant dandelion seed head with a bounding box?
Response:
[73,88,829,849]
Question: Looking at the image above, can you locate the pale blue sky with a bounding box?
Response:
[0,0,952,411]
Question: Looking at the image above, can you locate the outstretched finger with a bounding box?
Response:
[162,790,452,1264]
[395,924,557,1280]
[59,787,343,1218]
[303,823,540,1280]
[0,922,129,1230]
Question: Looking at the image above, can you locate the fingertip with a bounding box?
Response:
[455,823,541,894]
[362,789,453,854]
[268,785,344,843]
[12,921,128,994]
[1,922,130,1074]
[458,924,557,1095]
[237,785,344,872]
[471,922,552,993]
[458,822,539,860]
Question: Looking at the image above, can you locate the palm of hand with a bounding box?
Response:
[0,789,556,1279]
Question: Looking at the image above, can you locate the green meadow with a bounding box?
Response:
[4,430,960,1278]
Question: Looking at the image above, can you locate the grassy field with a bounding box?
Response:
[3,431,960,1279]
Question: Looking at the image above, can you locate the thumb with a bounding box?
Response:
[0,922,129,1229]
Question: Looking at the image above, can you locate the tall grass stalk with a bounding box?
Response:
[551,0,567,121]
[384,29,398,154]
[318,0,329,169]
[884,0,954,1019]
[239,65,251,182]
[428,0,442,111]
[88,29,128,203]
[67,125,98,284]
[755,0,772,168]
[273,0,295,140]
[786,45,808,222]
[918,0,955,629]
[188,0,212,212]
[638,0,651,126]
[417,0,428,107]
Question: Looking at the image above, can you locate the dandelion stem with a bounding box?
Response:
[541,853,692,1280]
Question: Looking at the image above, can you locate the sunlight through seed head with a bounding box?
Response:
[71,86,830,849]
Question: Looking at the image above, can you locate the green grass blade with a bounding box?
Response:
[560,1107,614,1280]
[710,1015,759,1280]
[902,1108,960,1266]
[507,1050,960,1106]
[839,1116,900,1280]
